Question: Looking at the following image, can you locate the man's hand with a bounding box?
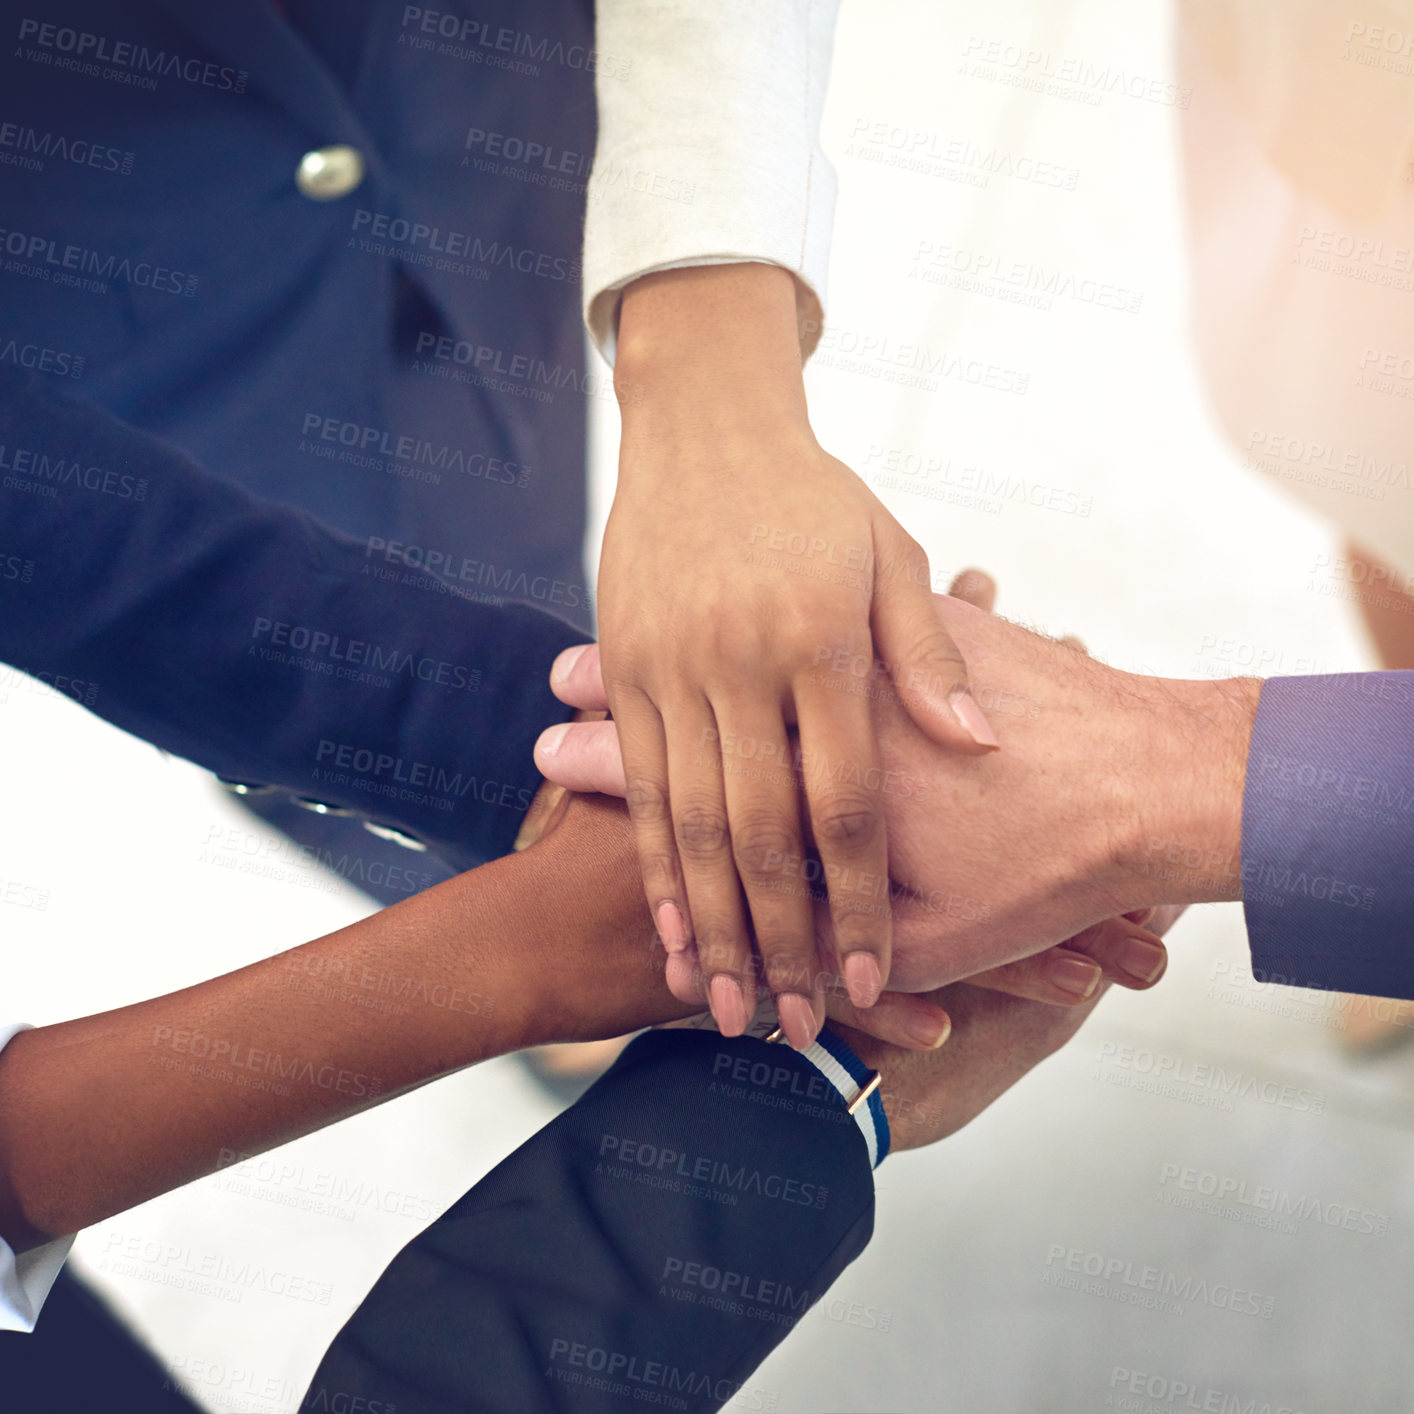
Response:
[835,979,1102,1152]
[845,594,1255,990]
[535,594,1252,993]
[598,264,995,1048]
[535,662,1176,1009]
[836,896,1187,1150]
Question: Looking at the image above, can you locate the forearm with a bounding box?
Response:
[0,798,681,1250]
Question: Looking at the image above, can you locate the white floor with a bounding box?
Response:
[8,1,1414,1410]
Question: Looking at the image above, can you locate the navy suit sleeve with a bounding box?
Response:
[300,1029,877,1414]
[1242,672,1414,997]
[0,368,585,867]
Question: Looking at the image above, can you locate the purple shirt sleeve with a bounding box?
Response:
[1242,673,1414,998]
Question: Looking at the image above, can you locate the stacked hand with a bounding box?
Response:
[537,574,1223,1024]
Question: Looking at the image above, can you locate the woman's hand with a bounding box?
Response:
[598,263,994,1048]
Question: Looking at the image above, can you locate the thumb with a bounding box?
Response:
[873,546,998,752]
[548,642,611,710]
[946,567,997,612]
[535,718,628,796]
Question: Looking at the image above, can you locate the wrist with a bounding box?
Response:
[513,797,690,1046]
[614,264,810,435]
[1113,674,1261,906]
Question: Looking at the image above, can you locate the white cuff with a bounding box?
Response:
[0,1022,74,1332]
[583,0,840,364]
[0,1231,73,1333]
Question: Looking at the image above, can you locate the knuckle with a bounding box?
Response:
[784,599,839,646]
[599,640,651,687]
[907,625,966,672]
[834,900,891,943]
[764,948,819,995]
[694,927,744,973]
[638,853,679,889]
[731,814,798,884]
[899,531,927,566]
[625,778,671,826]
[813,792,882,852]
[675,802,731,860]
[881,525,926,566]
[702,619,763,674]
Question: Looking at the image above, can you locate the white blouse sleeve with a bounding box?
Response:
[0,1023,73,1332]
[583,0,842,363]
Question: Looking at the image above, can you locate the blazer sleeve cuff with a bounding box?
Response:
[301,1028,875,1414]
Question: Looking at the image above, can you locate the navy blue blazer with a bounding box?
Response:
[0,0,601,865]
[0,365,584,865]
[301,1029,879,1414]
[1,0,597,602]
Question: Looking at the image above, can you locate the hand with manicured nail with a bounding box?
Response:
[537,575,1239,1001]
[596,264,994,1050]
[654,893,956,1052]
[516,788,955,1056]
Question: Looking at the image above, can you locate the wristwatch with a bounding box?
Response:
[675,1001,890,1167]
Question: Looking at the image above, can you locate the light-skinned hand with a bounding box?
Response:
[538,577,1230,999]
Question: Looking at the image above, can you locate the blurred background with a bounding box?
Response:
[6,0,1411,1409]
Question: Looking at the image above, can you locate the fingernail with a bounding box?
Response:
[550,643,590,687]
[537,722,570,758]
[1048,953,1101,998]
[842,952,883,1009]
[950,691,1000,749]
[709,975,748,1037]
[777,992,818,1050]
[1116,934,1167,985]
[905,1009,951,1049]
[655,901,689,953]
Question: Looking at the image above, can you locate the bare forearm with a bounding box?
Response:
[0,797,678,1249]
